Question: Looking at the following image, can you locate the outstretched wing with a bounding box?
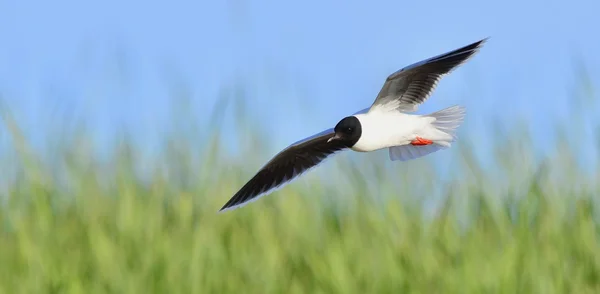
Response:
[370,38,487,113]
[219,128,348,212]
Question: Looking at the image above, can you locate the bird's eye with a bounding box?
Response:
[346,127,353,133]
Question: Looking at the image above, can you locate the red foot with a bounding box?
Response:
[410,137,433,146]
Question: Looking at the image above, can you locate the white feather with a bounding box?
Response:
[387,105,466,161]
[351,109,430,152]
[388,144,446,161]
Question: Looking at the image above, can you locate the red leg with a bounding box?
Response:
[410,136,433,146]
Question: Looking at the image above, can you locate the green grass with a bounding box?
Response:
[0,81,599,294]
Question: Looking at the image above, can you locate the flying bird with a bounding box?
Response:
[220,38,487,212]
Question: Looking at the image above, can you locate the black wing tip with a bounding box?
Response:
[218,203,232,213]
[218,188,246,212]
[449,37,489,59]
[388,36,489,79]
[429,36,488,70]
[464,37,489,53]
[218,200,239,213]
[471,36,490,47]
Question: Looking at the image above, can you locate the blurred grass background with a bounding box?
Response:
[0,65,598,293]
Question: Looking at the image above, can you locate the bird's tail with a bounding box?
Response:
[388,105,466,162]
[425,105,466,147]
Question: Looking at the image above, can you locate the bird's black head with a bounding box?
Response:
[329,116,362,147]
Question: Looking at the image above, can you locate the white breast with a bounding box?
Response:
[351,111,430,152]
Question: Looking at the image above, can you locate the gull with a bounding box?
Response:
[220,38,487,212]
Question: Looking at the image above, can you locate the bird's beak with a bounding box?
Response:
[327,134,341,143]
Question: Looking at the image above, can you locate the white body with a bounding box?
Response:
[351,105,466,161]
[352,111,431,152]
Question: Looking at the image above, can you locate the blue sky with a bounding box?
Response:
[0,0,599,163]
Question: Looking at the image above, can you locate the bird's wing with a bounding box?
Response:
[369,38,487,113]
[219,128,348,212]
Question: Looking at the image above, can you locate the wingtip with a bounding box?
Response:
[465,37,488,52]
[450,37,488,65]
[218,202,236,213]
[474,37,490,49]
[218,195,254,213]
